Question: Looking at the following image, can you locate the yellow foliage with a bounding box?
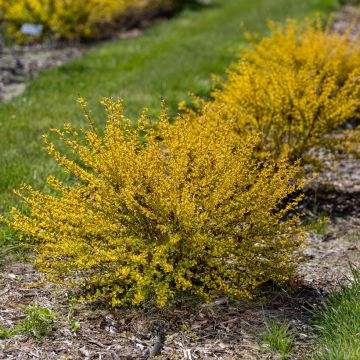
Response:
[0,0,167,40]
[186,19,360,167]
[2,98,304,307]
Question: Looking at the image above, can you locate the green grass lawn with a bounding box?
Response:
[312,267,360,359]
[0,0,336,249]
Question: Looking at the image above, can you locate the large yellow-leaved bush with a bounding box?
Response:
[2,98,304,307]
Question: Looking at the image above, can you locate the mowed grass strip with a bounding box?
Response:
[0,0,335,249]
[312,266,360,360]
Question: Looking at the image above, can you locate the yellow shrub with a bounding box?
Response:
[187,19,360,167]
[0,0,167,40]
[2,98,304,307]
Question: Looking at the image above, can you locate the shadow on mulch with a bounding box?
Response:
[109,281,328,344]
[303,186,360,220]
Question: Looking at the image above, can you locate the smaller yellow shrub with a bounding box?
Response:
[2,98,304,307]
[186,19,360,168]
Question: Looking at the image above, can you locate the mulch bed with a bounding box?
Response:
[0,44,85,102]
